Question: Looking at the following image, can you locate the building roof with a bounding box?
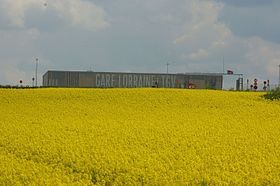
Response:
[44,70,224,77]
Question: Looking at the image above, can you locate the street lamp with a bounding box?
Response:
[35,58,38,87]
[166,62,175,74]
[166,62,170,74]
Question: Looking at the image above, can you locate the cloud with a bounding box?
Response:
[51,0,110,31]
[218,1,280,44]
[0,0,109,31]
[173,0,232,68]
[245,37,280,77]
[172,0,280,83]
[0,61,29,86]
[189,49,209,60]
[218,0,273,7]
[174,0,230,47]
[0,0,34,28]
[0,27,49,85]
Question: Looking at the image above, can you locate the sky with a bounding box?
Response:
[0,0,280,88]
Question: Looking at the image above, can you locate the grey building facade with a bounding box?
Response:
[43,71,223,89]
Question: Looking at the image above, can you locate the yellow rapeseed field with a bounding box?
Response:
[0,88,280,185]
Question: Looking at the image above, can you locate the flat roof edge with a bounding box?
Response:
[45,70,224,76]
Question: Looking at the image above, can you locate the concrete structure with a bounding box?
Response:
[43,71,223,89]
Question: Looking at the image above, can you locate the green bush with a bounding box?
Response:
[263,87,280,100]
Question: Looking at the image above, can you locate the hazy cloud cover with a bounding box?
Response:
[220,0,274,7]
[0,0,109,30]
[0,0,280,88]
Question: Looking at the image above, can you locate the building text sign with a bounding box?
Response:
[95,73,177,88]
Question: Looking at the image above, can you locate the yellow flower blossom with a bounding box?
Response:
[0,88,280,185]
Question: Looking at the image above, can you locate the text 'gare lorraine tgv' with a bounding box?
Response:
[95,73,177,88]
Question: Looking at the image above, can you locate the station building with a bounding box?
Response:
[43,71,223,89]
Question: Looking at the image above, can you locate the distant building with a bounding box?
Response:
[43,71,223,89]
